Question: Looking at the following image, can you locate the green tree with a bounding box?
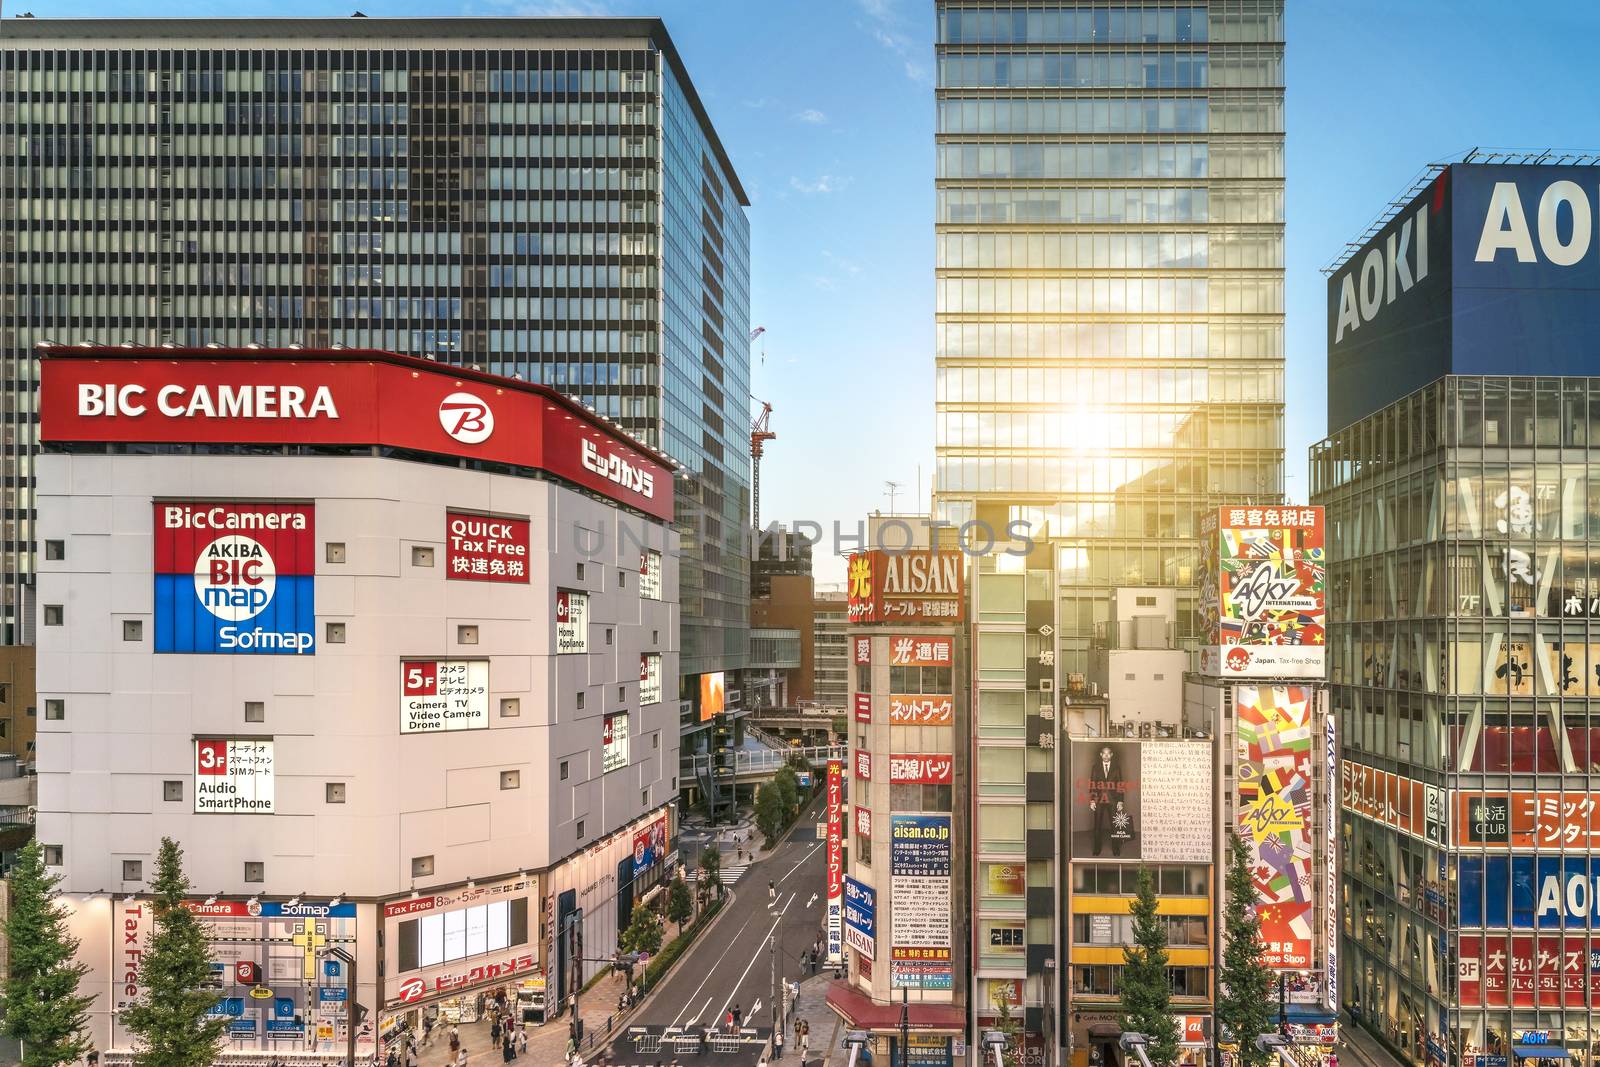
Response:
[1118,867,1180,1067]
[992,989,1022,1066]
[698,845,722,908]
[619,903,664,956]
[755,781,788,846]
[119,838,229,1067]
[1217,830,1277,1067]
[771,765,799,820]
[1,841,94,1067]
[666,874,693,933]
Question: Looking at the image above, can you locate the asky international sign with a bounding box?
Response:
[846,551,965,624]
[1200,506,1325,679]
[445,511,529,583]
[40,349,673,522]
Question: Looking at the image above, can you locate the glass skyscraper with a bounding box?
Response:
[0,19,750,705]
[933,1,1285,670]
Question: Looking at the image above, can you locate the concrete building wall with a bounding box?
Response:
[34,451,678,900]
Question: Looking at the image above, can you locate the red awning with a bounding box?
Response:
[826,980,966,1031]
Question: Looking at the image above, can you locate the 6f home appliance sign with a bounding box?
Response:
[154,502,315,655]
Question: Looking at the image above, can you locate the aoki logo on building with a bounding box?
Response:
[154,502,316,655]
[580,437,655,499]
[438,392,494,444]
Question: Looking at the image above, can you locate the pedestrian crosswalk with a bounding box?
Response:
[718,863,747,886]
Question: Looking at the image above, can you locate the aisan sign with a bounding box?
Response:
[847,551,965,624]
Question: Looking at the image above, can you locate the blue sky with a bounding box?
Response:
[24,0,1600,583]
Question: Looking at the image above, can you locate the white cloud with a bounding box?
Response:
[822,250,863,275]
[858,0,931,85]
[794,108,829,125]
[790,174,850,195]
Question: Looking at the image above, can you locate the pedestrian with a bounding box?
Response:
[455,1048,468,1067]
[768,880,776,902]
[490,1017,501,1045]
[501,1031,514,1063]
[423,1016,435,1047]
[407,1042,419,1067]
[386,1047,399,1067]
[732,1002,742,1027]
[517,1027,528,1057]
[801,1019,810,1057]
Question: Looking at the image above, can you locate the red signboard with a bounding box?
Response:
[445,511,530,583]
[826,760,844,963]
[856,750,872,781]
[888,754,954,785]
[856,806,872,839]
[40,349,673,522]
[1454,789,1600,849]
[1458,933,1600,1007]
[854,693,873,723]
[888,694,954,726]
[847,551,965,624]
[888,635,953,667]
[853,636,871,664]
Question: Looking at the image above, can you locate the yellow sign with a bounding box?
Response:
[249,986,274,1000]
[292,920,328,981]
[316,1024,335,1041]
[1243,793,1300,842]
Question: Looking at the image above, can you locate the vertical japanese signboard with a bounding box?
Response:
[194,739,275,813]
[154,502,315,655]
[826,759,844,963]
[1236,685,1315,969]
[843,877,876,960]
[890,814,953,989]
[1200,506,1325,678]
[1325,712,1338,1010]
[444,511,530,583]
[602,713,629,773]
[639,550,662,600]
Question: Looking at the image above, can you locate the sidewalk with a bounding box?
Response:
[781,973,842,1067]
[417,970,634,1067]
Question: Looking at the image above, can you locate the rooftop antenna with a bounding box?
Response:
[885,480,902,514]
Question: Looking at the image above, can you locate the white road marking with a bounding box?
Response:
[779,842,821,884]
[715,912,781,1025]
[666,911,756,1027]
[806,892,818,908]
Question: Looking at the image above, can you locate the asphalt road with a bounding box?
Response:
[617,794,829,1043]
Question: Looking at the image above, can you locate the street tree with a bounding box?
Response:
[1,841,93,1067]
[771,765,799,820]
[666,875,693,933]
[120,838,229,1067]
[755,781,787,845]
[619,903,664,956]
[1218,829,1277,1067]
[698,844,722,908]
[1119,867,1181,1067]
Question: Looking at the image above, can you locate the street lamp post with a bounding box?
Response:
[327,946,357,1067]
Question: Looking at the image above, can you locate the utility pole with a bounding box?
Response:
[770,933,781,1058]
[900,985,910,1067]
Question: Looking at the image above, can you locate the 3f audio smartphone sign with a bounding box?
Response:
[195,738,275,813]
[154,503,315,655]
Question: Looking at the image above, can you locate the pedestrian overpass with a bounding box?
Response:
[683,742,844,785]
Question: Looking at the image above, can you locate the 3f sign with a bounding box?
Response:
[1476,180,1596,267]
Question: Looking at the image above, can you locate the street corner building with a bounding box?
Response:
[31,345,682,1062]
[1312,156,1600,1067]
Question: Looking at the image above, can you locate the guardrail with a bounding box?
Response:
[682,744,844,778]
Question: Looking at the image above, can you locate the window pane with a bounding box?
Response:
[420,914,445,968]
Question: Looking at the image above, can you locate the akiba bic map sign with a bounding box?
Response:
[154,502,316,655]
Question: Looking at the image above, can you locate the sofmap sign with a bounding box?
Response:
[40,350,673,521]
[1458,855,1600,928]
[1328,163,1600,432]
[154,502,315,655]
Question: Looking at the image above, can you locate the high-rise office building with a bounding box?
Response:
[1314,159,1600,1067]
[933,1,1285,665]
[0,19,751,745]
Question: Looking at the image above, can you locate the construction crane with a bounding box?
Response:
[751,399,776,530]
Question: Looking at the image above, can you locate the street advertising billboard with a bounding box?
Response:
[41,351,673,520]
[890,814,952,989]
[983,862,1025,897]
[826,760,844,964]
[846,550,965,624]
[1341,760,1449,846]
[603,713,629,773]
[632,814,667,877]
[1199,507,1325,679]
[888,694,954,726]
[1459,933,1600,1007]
[854,693,873,723]
[1458,854,1600,928]
[699,671,725,721]
[1070,740,1211,863]
[194,739,274,814]
[888,754,954,785]
[1324,714,1339,1010]
[154,502,315,655]
[444,511,530,583]
[1327,164,1600,432]
[1453,789,1600,849]
[843,876,877,959]
[555,591,587,654]
[889,634,953,666]
[399,659,489,733]
[1236,685,1315,970]
[640,653,662,705]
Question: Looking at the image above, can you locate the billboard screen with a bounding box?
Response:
[846,551,965,624]
[889,814,952,989]
[154,502,315,655]
[698,671,725,721]
[1200,506,1325,679]
[1236,685,1315,970]
[1070,741,1211,863]
[1328,163,1600,432]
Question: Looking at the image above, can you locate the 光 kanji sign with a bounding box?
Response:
[826,759,844,964]
[154,502,315,655]
[888,636,953,667]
